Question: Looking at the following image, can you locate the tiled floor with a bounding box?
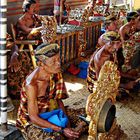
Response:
[7,73,140,140]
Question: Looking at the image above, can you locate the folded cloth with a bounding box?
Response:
[101,28,106,34]
[67,64,80,75]
[39,109,68,132]
[77,61,89,79]
[77,69,87,79]
[78,61,89,69]
[68,20,81,26]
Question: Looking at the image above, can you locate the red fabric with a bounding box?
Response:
[67,64,80,75]
[68,20,81,26]
[94,13,103,16]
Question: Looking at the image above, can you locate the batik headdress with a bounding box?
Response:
[104,31,120,41]
[35,43,60,62]
[105,15,116,23]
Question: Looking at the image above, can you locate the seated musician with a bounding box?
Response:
[53,0,68,24]
[87,33,137,96]
[16,0,42,40]
[87,33,121,93]
[119,11,139,42]
[130,9,140,70]
[16,0,57,42]
[119,12,139,71]
[97,15,118,48]
[16,43,88,140]
[10,0,57,97]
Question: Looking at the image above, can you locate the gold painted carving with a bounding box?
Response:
[86,60,120,139]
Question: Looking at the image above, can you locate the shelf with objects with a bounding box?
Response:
[67,1,103,56]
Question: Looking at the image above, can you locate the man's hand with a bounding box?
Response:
[8,51,21,72]
[63,128,80,139]
[27,27,42,39]
[124,81,136,90]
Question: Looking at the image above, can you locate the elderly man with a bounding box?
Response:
[16,43,87,140]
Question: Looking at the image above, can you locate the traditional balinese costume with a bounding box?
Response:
[87,53,97,93]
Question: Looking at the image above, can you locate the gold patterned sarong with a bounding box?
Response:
[122,40,135,72]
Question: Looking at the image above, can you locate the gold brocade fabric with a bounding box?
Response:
[40,16,57,44]
[87,61,97,93]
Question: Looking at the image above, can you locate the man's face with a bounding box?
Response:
[112,40,122,51]
[107,40,122,53]
[136,15,140,30]
[135,16,140,25]
[44,53,61,74]
[130,16,138,25]
[108,20,117,31]
[108,21,117,31]
[28,3,36,15]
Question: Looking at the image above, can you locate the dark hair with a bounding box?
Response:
[136,8,140,15]
[126,11,138,22]
[22,0,36,12]
[104,16,116,29]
